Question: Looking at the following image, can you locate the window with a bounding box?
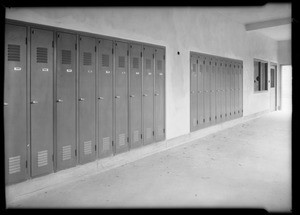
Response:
[254,60,268,92]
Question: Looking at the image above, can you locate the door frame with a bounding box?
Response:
[270,62,278,111]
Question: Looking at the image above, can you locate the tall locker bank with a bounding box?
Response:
[4,24,28,184]
[56,32,77,170]
[78,36,96,164]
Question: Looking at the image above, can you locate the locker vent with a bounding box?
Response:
[37,150,48,167]
[118,56,125,68]
[146,128,152,139]
[102,137,110,151]
[133,57,139,69]
[157,60,162,70]
[146,59,151,70]
[8,44,20,62]
[119,133,126,146]
[36,47,48,63]
[84,141,92,155]
[133,130,139,142]
[83,52,92,66]
[8,155,21,174]
[102,54,109,67]
[62,145,71,161]
[61,50,72,65]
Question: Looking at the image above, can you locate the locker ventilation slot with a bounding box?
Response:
[146,128,152,139]
[37,150,48,167]
[36,47,48,63]
[146,59,151,70]
[62,50,72,65]
[102,54,109,67]
[62,145,71,161]
[119,133,126,146]
[84,141,92,155]
[133,57,139,69]
[8,156,21,174]
[8,44,20,62]
[157,60,162,70]
[133,130,139,142]
[118,56,125,68]
[102,137,110,151]
[83,52,92,66]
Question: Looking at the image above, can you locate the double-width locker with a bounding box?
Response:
[142,46,155,145]
[97,39,114,158]
[197,55,205,129]
[78,36,96,164]
[114,41,129,154]
[4,24,28,184]
[30,28,54,177]
[190,55,198,131]
[129,44,143,149]
[56,32,77,171]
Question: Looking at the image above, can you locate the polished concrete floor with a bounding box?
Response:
[7,110,292,211]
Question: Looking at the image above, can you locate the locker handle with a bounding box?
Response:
[98,97,104,100]
[115,96,120,99]
[30,101,38,104]
[143,94,148,97]
[4,102,8,106]
[57,99,63,103]
[130,95,135,98]
[79,98,85,101]
[155,93,159,96]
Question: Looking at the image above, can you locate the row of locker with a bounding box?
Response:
[190,53,243,131]
[4,23,165,185]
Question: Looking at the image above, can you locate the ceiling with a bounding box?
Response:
[215,3,291,41]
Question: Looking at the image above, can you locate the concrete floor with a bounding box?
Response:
[7,110,292,211]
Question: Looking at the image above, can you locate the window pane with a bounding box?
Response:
[254,61,260,91]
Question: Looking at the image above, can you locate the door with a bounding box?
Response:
[56,32,77,171]
[220,59,226,121]
[198,55,205,129]
[270,65,277,111]
[30,28,54,177]
[5,24,27,184]
[234,61,239,118]
[215,58,220,123]
[129,43,143,148]
[142,46,155,144]
[78,35,96,164]
[240,63,243,116]
[225,60,231,120]
[98,39,114,158]
[229,61,235,119]
[154,48,165,141]
[203,56,210,126]
[115,41,129,154]
[210,57,216,124]
[190,55,198,132]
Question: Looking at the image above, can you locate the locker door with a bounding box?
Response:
[98,39,114,158]
[5,24,27,184]
[230,61,234,119]
[198,55,205,129]
[225,60,231,120]
[234,62,239,118]
[143,46,155,144]
[190,55,198,132]
[78,36,96,164]
[210,57,216,124]
[239,62,243,117]
[129,43,143,148]
[203,56,210,126]
[56,32,77,171]
[115,41,129,153]
[30,28,54,177]
[154,48,165,141]
[215,58,220,124]
[220,60,226,121]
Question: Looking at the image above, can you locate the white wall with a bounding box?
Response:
[278,40,291,65]
[6,7,279,140]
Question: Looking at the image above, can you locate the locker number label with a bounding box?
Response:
[88,70,93,73]
[13,67,22,71]
[136,72,140,75]
[148,72,152,75]
[106,70,111,74]
[66,69,72,73]
[122,71,126,74]
[159,73,163,76]
[42,68,49,72]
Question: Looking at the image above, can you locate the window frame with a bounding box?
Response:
[254,59,269,93]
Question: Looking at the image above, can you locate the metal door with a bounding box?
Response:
[220,60,226,122]
[190,55,198,132]
[198,55,205,129]
[225,60,231,120]
[210,57,216,124]
[234,61,239,118]
[129,43,143,148]
[30,28,54,177]
[154,48,165,141]
[203,56,210,126]
[142,46,155,144]
[239,63,243,116]
[56,32,77,171]
[270,65,277,111]
[78,35,96,164]
[215,58,220,123]
[115,41,129,153]
[98,39,114,158]
[230,61,235,119]
[5,24,27,184]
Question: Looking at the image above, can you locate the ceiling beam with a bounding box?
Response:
[245,17,292,31]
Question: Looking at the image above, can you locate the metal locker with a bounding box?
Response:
[30,28,54,177]
[56,32,77,171]
[78,35,96,164]
[220,59,226,122]
[239,62,243,117]
[203,56,210,126]
[5,24,27,184]
[98,39,114,158]
[215,57,220,124]
[197,55,205,129]
[225,60,231,121]
[154,48,165,141]
[114,41,129,153]
[210,57,216,124]
[228,61,233,119]
[234,61,239,118]
[190,55,198,132]
[142,46,155,145]
[129,43,143,149]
